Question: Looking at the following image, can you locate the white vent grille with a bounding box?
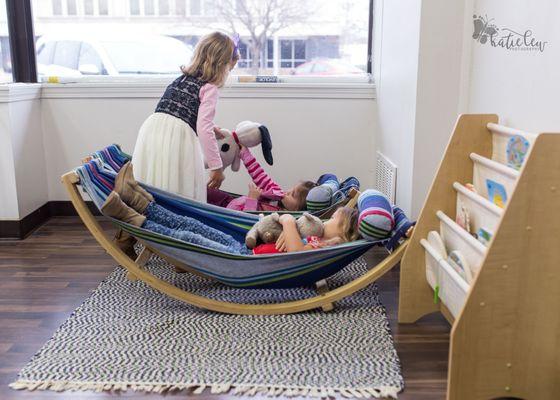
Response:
[375,151,397,204]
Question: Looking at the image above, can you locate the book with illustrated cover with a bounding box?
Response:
[486,179,507,208]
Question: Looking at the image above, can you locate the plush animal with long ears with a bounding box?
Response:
[211,121,273,171]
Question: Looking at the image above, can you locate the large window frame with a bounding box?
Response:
[6,0,37,82]
[6,0,374,85]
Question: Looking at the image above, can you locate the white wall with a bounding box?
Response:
[374,0,480,217]
[10,98,49,218]
[374,0,422,216]
[410,0,471,217]
[0,84,376,221]
[41,92,377,201]
[467,0,560,132]
[0,85,47,220]
[0,102,19,219]
[395,0,560,217]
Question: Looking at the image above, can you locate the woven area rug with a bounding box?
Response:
[11,255,404,398]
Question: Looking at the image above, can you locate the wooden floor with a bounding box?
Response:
[0,217,450,399]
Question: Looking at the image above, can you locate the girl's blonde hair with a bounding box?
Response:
[337,207,360,243]
[182,32,239,87]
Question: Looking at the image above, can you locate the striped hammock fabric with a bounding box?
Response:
[80,144,347,218]
[74,145,387,288]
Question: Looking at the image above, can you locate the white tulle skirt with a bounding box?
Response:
[132,112,206,201]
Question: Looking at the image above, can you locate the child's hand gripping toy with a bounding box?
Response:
[212,121,273,171]
[245,212,324,249]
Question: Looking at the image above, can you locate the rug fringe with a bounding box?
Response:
[9,380,400,399]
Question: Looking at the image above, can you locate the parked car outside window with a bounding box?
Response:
[35,34,193,77]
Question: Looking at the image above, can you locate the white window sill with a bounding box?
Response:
[1,80,376,101]
[0,83,42,103]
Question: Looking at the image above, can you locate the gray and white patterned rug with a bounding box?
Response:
[11,255,403,398]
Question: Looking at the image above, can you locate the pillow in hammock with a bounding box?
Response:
[357,189,394,241]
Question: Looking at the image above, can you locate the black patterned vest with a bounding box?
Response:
[155,74,207,134]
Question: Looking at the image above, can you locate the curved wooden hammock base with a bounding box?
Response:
[62,171,406,315]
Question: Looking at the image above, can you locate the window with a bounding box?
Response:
[67,0,77,15]
[203,0,215,16]
[99,0,109,15]
[266,40,273,68]
[237,40,251,69]
[279,40,305,69]
[190,0,201,16]
[0,0,12,82]
[130,0,140,15]
[31,0,371,80]
[129,0,176,16]
[159,0,170,15]
[84,0,94,16]
[52,0,63,15]
[50,0,109,17]
[175,0,185,16]
[144,0,154,15]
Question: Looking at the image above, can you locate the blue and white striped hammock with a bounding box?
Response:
[74,145,390,289]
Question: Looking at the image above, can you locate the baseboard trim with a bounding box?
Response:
[0,203,52,240]
[0,201,100,240]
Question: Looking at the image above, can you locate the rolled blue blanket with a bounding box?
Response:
[357,189,395,241]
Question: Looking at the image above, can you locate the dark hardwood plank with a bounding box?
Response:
[0,217,450,399]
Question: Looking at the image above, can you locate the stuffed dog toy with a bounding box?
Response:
[211,121,273,171]
[245,212,324,249]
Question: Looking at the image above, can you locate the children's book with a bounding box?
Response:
[448,250,473,284]
[476,227,493,246]
[427,231,447,259]
[456,201,471,233]
[486,179,507,208]
[506,135,530,170]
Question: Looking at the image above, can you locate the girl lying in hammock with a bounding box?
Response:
[252,207,359,254]
[101,163,359,256]
[207,145,316,212]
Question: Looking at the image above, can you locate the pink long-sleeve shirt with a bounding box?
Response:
[197,83,222,170]
[226,148,286,211]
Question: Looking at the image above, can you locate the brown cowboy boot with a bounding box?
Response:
[101,192,146,258]
[114,162,153,214]
[101,192,146,227]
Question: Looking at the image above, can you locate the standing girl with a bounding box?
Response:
[132,32,239,201]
